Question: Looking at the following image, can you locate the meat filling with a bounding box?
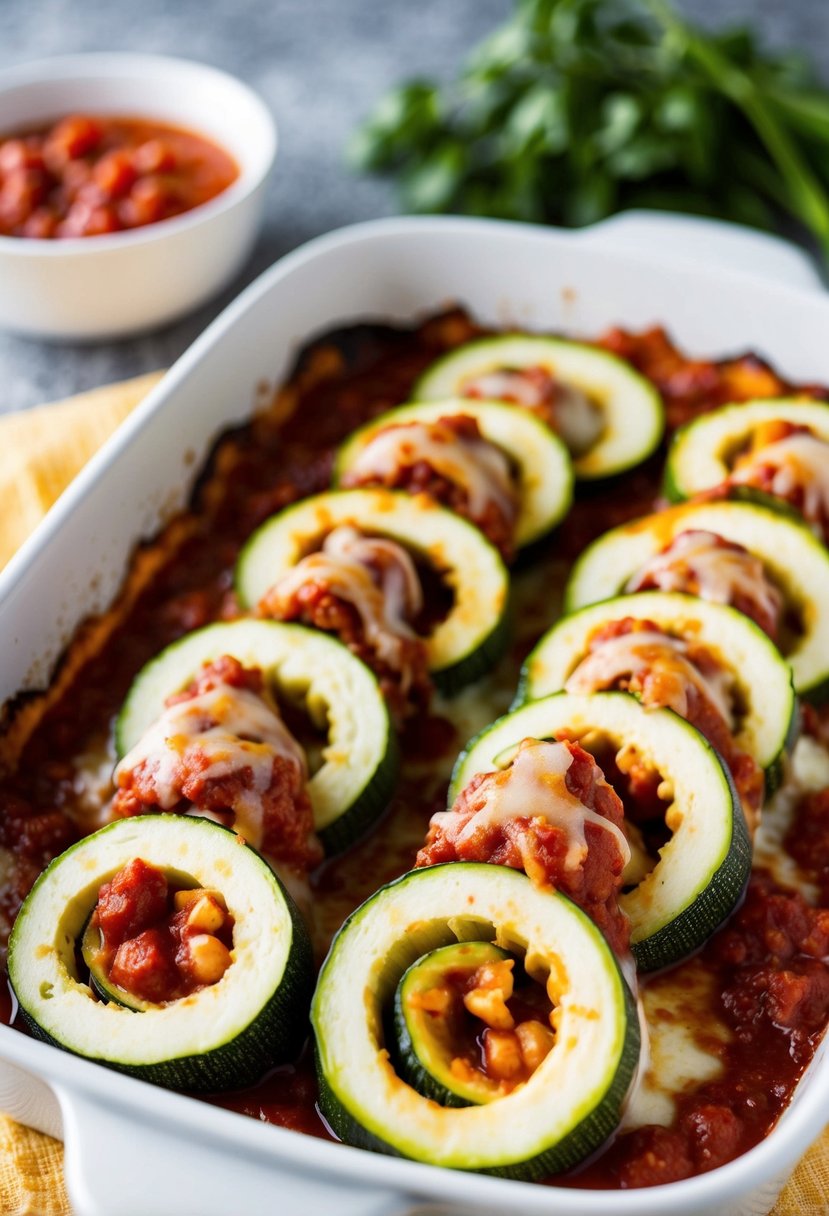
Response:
[724,422,829,544]
[112,656,321,872]
[85,858,235,1005]
[340,415,518,559]
[259,525,432,720]
[625,529,784,642]
[417,738,631,955]
[565,618,764,832]
[459,366,604,456]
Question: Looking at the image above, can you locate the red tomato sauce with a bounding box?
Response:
[0,310,828,1187]
[0,114,238,238]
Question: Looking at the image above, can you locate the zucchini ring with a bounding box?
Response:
[450,691,750,972]
[8,815,313,1092]
[312,863,639,1178]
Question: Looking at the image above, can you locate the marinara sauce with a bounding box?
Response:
[0,114,238,239]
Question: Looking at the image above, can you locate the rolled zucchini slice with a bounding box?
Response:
[8,815,313,1092]
[332,398,574,550]
[412,335,664,480]
[664,398,829,502]
[115,619,396,856]
[450,691,750,972]
[235,489,510,694]
[312,863,639,1178]
[564,500,829,700]
[518,591,797,786]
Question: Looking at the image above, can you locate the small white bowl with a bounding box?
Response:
[0,53,277,340]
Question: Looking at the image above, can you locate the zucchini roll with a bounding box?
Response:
[564,500,829,700]
[235,488,510,704]
[664,398,829,544]
[448,691,750,972]
[312,863,639,1178]
[519,590,796,802]
[8,815,313,1092]
[115,619,396,857]
[333,398,573,560]
[412,334,664,480]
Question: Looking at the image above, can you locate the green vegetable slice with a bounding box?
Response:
[312,863,639,1177]
[518,590,797,788]
[333,397,573,551]
[235,488,510,694]
[8,815,313,1092]
[664,397,829,502]
[392,941,518,1107]
[412,335,664,479]
[564,499,829,700]
[115,619,396,856]
[450,691,750,972]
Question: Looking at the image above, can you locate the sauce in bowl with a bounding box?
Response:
[0,114,239,238]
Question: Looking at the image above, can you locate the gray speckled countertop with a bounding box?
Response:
[1,0,828,411]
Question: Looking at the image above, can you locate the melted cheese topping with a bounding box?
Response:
[732,432,829,528]
[625,529,782,628]
[114,680,306,849]
[430,740,631,872]
[266,526,423,682]
[347,420,516,518]
[460,369,604,455]
[564,630,735,728]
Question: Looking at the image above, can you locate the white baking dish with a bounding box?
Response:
[0,212,827,1216]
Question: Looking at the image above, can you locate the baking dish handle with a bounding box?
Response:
[58,1087,423,1216]
[580,210,824,292]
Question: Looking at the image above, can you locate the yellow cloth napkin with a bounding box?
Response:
[0,373,826,1214]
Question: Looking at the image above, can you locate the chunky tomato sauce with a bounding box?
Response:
[1,310,828,1188]
[0,114,238,238]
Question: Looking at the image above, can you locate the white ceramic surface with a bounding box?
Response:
[0,53,276,339]
[0,213,826,1216]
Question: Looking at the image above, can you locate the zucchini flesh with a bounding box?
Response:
[235,488,510,694]
[8,815,314,1092]
[392,942,520,1106]
[115,619,396,856]
[450,691,750,972]
[564,500,829,701]
[412,334,664,480]
[332,398,573,551]
[664,398,829,503]
[518,590,796,785]
[312,863,639,1178]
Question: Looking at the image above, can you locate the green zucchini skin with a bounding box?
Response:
[114,618,397,857]
[234,489,511,695]
[331,398,574,552]
[562,500,829,703]
[9,816,314,1093]
[312,863,640,1178]
[391,942,513,1108]
[663,397,829,504]
[412,334,665,481]
[515,589,797,791]
[450,691,751,972]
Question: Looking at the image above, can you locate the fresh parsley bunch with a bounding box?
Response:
[349,0,829,258]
